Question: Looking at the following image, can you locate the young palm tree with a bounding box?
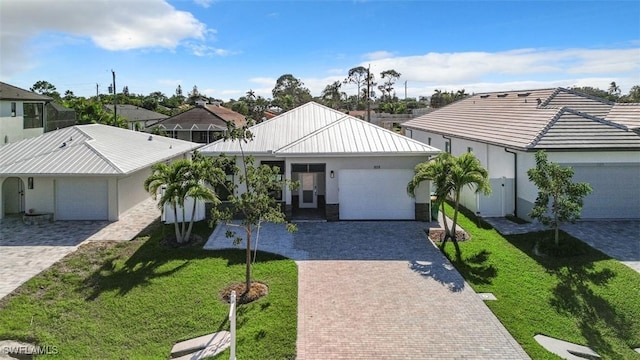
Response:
[407,152,455,240]
[144,158,220,244]
[448,152,492,241]
[408,152,491,257]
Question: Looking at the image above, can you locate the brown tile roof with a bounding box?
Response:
[153,104,246,131]
[403,87,640,151]
[0,82,52,101]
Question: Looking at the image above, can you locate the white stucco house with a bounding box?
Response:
[0,124,201,220]
[402,87,640,220]
[1,82,53,145]
[199,102,440,221]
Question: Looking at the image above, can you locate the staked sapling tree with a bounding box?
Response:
[527,151,593,246]
[210,121,298,296]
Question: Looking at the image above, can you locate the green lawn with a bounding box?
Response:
[0,222,297,359]
[441,204,640,359]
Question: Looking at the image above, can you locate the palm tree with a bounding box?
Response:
[448,152,491,241]
[408,152,491,258]
[144,158,219,243]
[407,152,455,240]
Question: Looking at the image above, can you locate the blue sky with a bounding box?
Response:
[1,0,639,101]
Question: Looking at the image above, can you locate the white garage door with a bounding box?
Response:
[339,169,415,220]
[56,178,109,220]
[570,164,640,219]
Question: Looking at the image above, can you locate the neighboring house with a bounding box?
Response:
[0,124,200,220]
[0,82,52,145]
[46,102,76,132]
[151,103,246,144]
[200,102,440,221]
[402,87,640,220]
[104,104,168,130]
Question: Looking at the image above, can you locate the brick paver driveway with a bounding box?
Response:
[206,221,530,359]
[0,198,160,300]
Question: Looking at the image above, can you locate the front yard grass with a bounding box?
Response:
[0,221,297,359]
[441,204,640,359]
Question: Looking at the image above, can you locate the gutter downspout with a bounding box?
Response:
[442,135,452,153]
[504,148,517,218]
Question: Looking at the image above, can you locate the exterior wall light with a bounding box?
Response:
[330,170,335,178]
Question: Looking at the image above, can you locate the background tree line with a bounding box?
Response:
[30,76,640,129]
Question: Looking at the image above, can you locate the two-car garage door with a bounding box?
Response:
[570,164,640,219]
[55,179,109,220]
[338,169,415,220]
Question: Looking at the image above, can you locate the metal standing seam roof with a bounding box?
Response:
[402,87,640,150]
[0,124,201,176]
[199,102,439,157]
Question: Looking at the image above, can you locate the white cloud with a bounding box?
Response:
[194,0,215,8]
[364,51,395,60]
[0,0,211,77]
[187,43,237,57]
[361,48,640,86]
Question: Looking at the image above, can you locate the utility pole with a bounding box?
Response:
[111,70,117,125]
[366,64,371,123]
[96,83,99,100]
[404,80,407,99]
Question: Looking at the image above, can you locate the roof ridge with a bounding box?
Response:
[276,115,349,152]
[527,108,565,148]
[561,87,615,105]
[563,107,630,131]
[75,125,126,174]
[539,88,562,107]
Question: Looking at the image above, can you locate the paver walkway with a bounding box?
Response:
[206,221,530,359]
[0,198,160,300]
[483,218,640,273]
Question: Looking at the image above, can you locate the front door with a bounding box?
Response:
[299,173,317,208]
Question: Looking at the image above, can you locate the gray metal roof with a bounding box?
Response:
[0,82,53,101]
[0,124,201,176]
[403,88,640,151]
[200,102,439,157]
[104,104,168,122]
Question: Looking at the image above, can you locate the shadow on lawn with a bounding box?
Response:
[77,223,282,301]
[506,231,636,358]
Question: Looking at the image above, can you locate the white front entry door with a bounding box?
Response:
[299,173,317,208]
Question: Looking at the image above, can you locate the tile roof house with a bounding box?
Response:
[0,124,200,220]
[200,102,440,221]
[150,103,246,144]
[1,82,52,145]
[402,87,640,220]
[104,104,168,130]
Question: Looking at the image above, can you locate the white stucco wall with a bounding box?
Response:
[0,100,45,144]
[118,167,152,215]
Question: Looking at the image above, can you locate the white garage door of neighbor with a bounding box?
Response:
[570,164,640,219]
[339,169,415,220]
[56,179,109,220]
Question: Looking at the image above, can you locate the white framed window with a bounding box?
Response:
[445,141,451,153]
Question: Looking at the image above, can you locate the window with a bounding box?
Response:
[467,147,473,153]
[23,103,44,129]
[11,102,16,117]
[216,165,235,201]
[262,161,285,200]
[445,141,451,154]
[427,137,432,145]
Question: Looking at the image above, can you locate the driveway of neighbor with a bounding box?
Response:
[0,198,160,300]
[483,218,640,273]
[206,221,530,359]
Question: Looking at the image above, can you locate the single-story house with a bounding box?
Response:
[0,124,201,220]
[104,104,169,131]
[150,103,246,144]
[199,102,440,221]
[402,87,640,220]
[1,81,52,145]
